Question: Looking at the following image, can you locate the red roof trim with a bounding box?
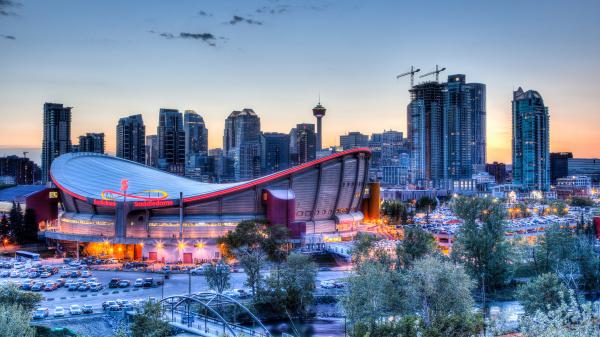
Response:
[51,147,371,206]
[183,147,370,203]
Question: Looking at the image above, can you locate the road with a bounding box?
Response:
[35,268,350,312]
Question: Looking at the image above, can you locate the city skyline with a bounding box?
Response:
[2,0,600,164]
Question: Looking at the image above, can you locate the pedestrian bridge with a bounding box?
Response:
[160,292,272,337]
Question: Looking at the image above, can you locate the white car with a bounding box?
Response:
[54,306,65,317]
[69,304,82,315]
[134,278,143,287]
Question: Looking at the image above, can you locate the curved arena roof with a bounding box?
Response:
[51,148,370,205]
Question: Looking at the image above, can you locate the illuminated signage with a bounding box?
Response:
[49,191,59,199]
[93,199,117,207]
[133,200,175,208]
[101,180,169,203]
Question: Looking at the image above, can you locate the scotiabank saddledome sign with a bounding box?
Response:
[94,179,175,208]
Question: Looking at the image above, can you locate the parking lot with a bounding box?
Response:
[0,257,350,320]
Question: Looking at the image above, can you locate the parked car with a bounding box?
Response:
[59,270,70,278]
[102,300,120,311]
[69,304,82,315]
[82,304,93,314]
[0,271,9,277]
[44,282,58,291]
[118,280,131,288]
[134,278,143,287]
[142,278,153,287]
[69,271,81,278]
[33,307,49,319]
[81,271,91,278]
[39,272,51,278]
[108,278,121,288]
[53,306,65,317]
[68,283,79,291]
[31,283,44,292]
[90,283,103,292]
[77,283,90,291]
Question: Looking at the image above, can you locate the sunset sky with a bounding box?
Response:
[1,0,599,164]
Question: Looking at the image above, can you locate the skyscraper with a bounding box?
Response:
[443,74,472,180]
[223,109,261,181]
[0,155,41,184]
[312,102,326,150]
[78,133,105,154]
[184,110,209,176]
[261,132,290,174]
[340,132,368,150]
[42,102,72,183]
[157,109,185,175]
[294,123,316,164]
[116,114,145,164]
[512,87,550,191]
[550,152,573,184]
[469,82,487,170]
[408,82,445,186]
[145,135,158,167]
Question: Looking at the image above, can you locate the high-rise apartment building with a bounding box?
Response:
[42,102,72,183]
[485,162,507,184]
[0,155,41,184]
[157,109,185,175]
[261,132,290,174]
[223,109,261,181]
[550,152,573,184]
[145,135,158,167]
[78,133,105,154]
[512,87,550,191]
[443,75,472,180]
[293,123,316,165]
[116,114,145,164]
[408,82,445,186]
[340,132,368,150]
[408,74,487,187]
[469,82,487,170]
[184,110,209,176]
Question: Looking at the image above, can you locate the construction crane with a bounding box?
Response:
[419,65,446,82]
[22,151,28,158]
[396,66,421,87]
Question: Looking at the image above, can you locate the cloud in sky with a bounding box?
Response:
[198,10,212,17]
[149,30,219,47]
[227,15,262,25]
[0,0,21,16]
[0,34,15,40]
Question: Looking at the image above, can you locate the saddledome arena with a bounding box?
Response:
[47,148,371,262]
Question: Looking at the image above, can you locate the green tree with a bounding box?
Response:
[406,256,478,330]
[218,221,290,296]
[8,202,22,242]
[204,261,231,294]
[570,197,594,208]
[259,253,318,318]
[517,273,568,315]
[21,208,38,243]
[0,214,8,238]
[381,200,408,226]
[342,257,406,324]
[549,200,568,216]
[0,284,43,312]
[351,232,380,264]
[451,196,513,291]
[396,226,436,268]
[415,197,437,213]
[519,290,600,337]
[130,301,171,337]
[0,304,35,337]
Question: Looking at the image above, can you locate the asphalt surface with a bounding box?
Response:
[30,268,350,314]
